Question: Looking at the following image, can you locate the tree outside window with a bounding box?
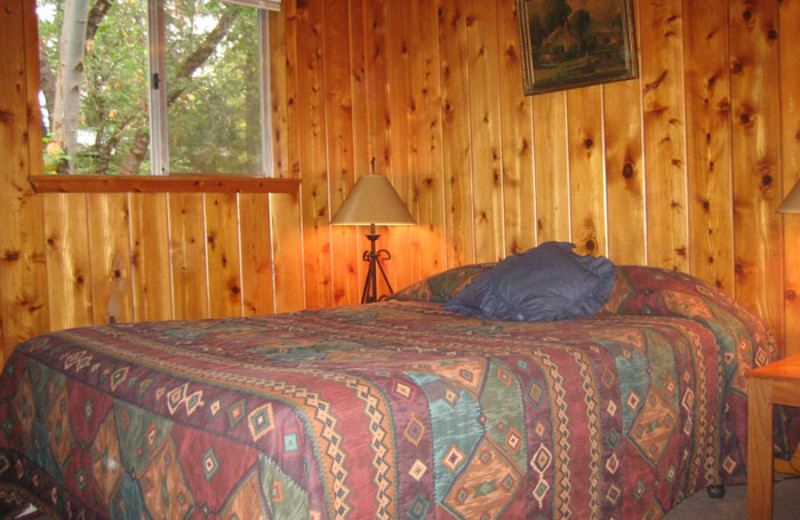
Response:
[37,0,277,176]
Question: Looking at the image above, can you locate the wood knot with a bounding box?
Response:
[622,163,634,179]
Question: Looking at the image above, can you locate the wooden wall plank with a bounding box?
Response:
[347,0,369,172]
[270,10,290,177]
[496,0,534,256]
[532,92,570,244]
[87,193,133,324]
[781,0,800,356]
[409,0,446,277]
[271,0,306,314]
[168,193,209,320]
[205,193,244,319]
[129,193,172,322]
[384,0,417,292]
[44,193,93,330]
[683,0,734,293]
[295,0,333,309]
[729,0,783,344]
[270,192,305,312]
[239,193,275,316]
[439,0,475,266]
[0,0,49,362]
[465,0,504,263]
[323,0,360,305]
[604,79,646,265]
[567,86,607,257]
[640,0,688,271]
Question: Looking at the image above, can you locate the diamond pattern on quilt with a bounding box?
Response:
[443,438,522,519]
[441,444,466,473]
[404,413,425,446]
[409,459,428,481]
[630,387,678,464]
[406,494,430,520]
[227,399,247,429]
[139,436,194,519]
[202,447,219,481]
[248,403,274,441]
[46,386,74,470]
[221,469,267,520]
[90,412,123,506]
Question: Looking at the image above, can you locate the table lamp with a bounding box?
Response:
[331,174,415,303]
[779,180,800,213]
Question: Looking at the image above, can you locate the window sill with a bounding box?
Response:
[29,175,300,194]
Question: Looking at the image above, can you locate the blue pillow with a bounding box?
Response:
[443,242,616,321]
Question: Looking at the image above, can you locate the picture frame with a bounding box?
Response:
[515,0,638,95]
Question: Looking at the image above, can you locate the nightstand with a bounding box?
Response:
[745,354,800,519]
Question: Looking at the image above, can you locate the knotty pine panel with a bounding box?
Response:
[239,193,276,317]
[43,193,93,330]
[781,0,800,351]
[385,0,419,292]
[294,0,334,310]
[87,193,134,325]
[497,0,535,257]
[439,0,476,267]
[465,0,505,264]
[729,0,783,347]
[4,0,800,369]
[683,0,734,295]
[0,0,49,365]
[532,91,571,244]
[567,86,606,257]
[129,193,173,322]
[639,0,689,272]
[603,79,645,266]
[205,193,244,318]
[323,0,360,306]
[410,0,447,277]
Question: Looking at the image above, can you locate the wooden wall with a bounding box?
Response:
[2,0,800,370]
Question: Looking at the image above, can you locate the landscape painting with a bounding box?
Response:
[516,0,638,95]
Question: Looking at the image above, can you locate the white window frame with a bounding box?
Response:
[147,0,279,176]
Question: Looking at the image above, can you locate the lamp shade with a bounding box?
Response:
[779,180,800,213]
[330,175,415,226]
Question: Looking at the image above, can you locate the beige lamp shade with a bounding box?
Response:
[779,180,800,213]
[330,175,415,226]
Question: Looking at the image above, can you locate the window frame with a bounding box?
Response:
[29,0,281,181]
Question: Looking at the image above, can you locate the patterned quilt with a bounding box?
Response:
[0,266,778,519]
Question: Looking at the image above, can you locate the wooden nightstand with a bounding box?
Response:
[745,354,800,519]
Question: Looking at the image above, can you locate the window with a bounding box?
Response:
[37,0,279,176]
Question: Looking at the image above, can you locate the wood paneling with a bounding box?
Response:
[781,0,800,351]
[3,0,800,367]
[729,0,783,345]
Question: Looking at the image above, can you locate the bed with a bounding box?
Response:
[0,245,780,519]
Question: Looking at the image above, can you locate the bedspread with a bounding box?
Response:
[0,266,778,519]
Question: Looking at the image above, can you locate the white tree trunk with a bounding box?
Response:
[52,0,90,173]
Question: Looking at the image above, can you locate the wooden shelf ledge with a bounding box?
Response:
[29,175,300,194]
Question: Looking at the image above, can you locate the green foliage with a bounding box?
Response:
[38,0,264,175]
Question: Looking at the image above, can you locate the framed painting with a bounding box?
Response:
[515,0,638,95]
